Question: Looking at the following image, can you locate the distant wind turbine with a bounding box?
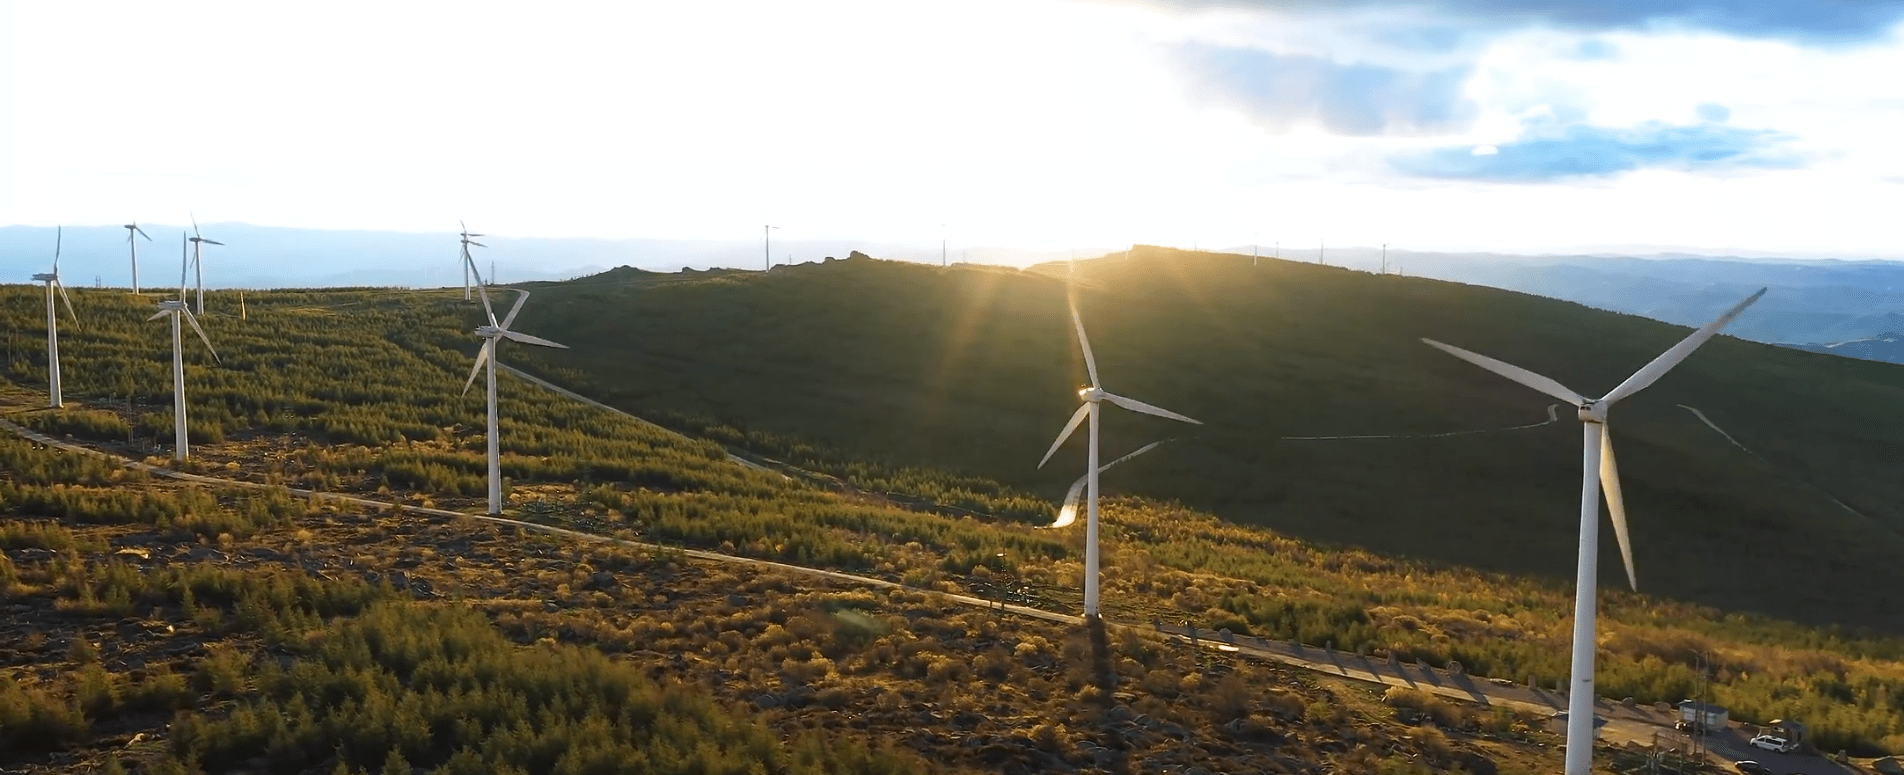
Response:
[461,252,569,515]
[1038,292,1200,618]
[149,233,220,461]
[188,214,224,315]
[1421,287,1766,775]
[123,221,151,293]
[459,222,485,301]
[764,224,779,271]
[32,227,81,408]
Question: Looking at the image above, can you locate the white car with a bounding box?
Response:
[1748,734,1795,753]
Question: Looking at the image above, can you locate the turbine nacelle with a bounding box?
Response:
[1577,400,1609,424]
[156,300,188,312]
[32,273,57,282]
[1079,386,1106,402]
[474,324,505,338]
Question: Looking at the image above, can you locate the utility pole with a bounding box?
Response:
[1382,243,1388,274]
[1694,650,1711,766]
[1320,239,1326,266]
[942,224,947,267]
[764,224,779,271]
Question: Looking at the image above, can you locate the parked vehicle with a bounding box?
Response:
[1733,761,1771,775]
[1750,734,1800,753]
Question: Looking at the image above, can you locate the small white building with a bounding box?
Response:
[1677,700,1729,731]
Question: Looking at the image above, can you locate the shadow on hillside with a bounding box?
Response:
[1087,617,1134,775]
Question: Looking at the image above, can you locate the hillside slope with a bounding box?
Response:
[506,247,1904,630]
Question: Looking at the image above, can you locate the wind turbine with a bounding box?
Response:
[148,233,220,461]
[1420,287,1765,775]
[188,215,224,315]
[458,222,487,302]
[1037,294,1200,618]
[123,221,151,293]
[32,227,81,408]
[764,224,779,271]
[460,252,569,515]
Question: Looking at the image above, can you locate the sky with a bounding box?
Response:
[4,0,1904,259]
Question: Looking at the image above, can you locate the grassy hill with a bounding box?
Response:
[501,247,1904,631]
[9,263,1904,761]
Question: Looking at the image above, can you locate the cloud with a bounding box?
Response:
[1172,43,1477,135]
[1389,120,1802,181]
[1136,1,1904,45]
[1696,102,1731,122]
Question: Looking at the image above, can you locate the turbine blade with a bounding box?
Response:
[501,291,529,329]
[1070,297,1100,388]
[1600,427,1638,591]
[1602,288,1768,404]
[56,281,79,328]
[1421,338,1587,406]
[1048,440,1170,529]
[466,240,487,248]
[54,225,61,266]
[1038,403,1092,469]
[182,309,219,362]
[500,329,568,349]
[135,226,150,240]
[462,341,492,396]
[191,212,200,239]
[148,309,171,322]
[1103,392,1201,425]
[1052,477,1087,528]
[202,239,223,246]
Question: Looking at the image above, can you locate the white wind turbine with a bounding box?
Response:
[32,227,81,408]
[1038,294,1200,618]
[1420,287,1765,775]
[459,221,484,301]
[188,215,224,315]
[148,232,221,461]
[460,252,568,515]
[123,221,151,293]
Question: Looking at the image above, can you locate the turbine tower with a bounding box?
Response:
[188,215,224,315]
[123,221,151,293]
[32,227,81,408]
[1037,292,1200,618]
[148,233,220,461]
[459,221,484,301]
[1420,287,1765,775]
[460,252,569,515]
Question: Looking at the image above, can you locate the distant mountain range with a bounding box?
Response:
[1786,332,1904,364]
[6,224,1901,362]
[1222,245,1904,354]
[0,224,1099,290]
